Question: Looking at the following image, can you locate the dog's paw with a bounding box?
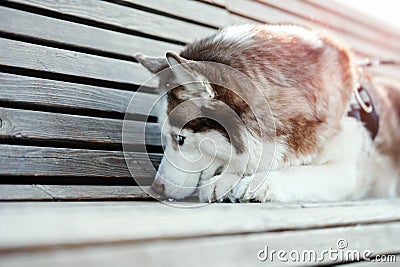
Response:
[230,175,253,202]
[199,174,241,203]
[232,172,283,203]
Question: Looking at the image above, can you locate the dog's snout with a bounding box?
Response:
[152,179,165,195]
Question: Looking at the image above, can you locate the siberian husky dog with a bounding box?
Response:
[135,24,400,203]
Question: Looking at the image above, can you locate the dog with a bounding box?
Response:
[135,24,400,203]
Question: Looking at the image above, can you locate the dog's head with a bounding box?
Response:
[135,52,257,199]
[135,24,357,200]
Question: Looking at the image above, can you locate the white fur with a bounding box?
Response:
[263,24,324,48]
[230,117,373,202]
[212,25,257,45]
[154,118,231,199]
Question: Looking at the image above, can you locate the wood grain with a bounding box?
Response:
[0,185,152,201]
[0,73,159,117]
[0,145,161,178]
[5,0,215,44]
[198,0,226,8]
[258,0,400,52]
[226,0,400,58]
[0,199,399,253]
[0,185,53,200]
[0,6,182,58]
[1,222,399,266]
[118,0,228,28]
[0,107,161,147]
[338,255,400,266]
[0,38,157,87]
[305,0,400,40]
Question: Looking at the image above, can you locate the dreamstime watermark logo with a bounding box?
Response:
[122,58,277,207]
[257,238,397,263]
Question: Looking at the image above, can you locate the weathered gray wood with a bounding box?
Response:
[0,185,53,201]
[0,145,161,178]
[304,0,400,40]
[0,185,151,201]
[37,185,152,200]
[0,199,399,251]
[198,0,226,8]
[335,255,400,266]
[125,0,259,26]
[0,38,157,87]
[228,12,262,25]
[258,0,400,52]
[1,222,399,266]
[5,0,215,44]
[0,6,182,58]
[118,0,229,28]
[0,73,159,116]
[0,107,160,147]
[226,0,400,58]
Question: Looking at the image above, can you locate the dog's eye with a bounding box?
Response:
[175,134,185,146]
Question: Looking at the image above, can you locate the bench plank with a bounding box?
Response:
[0,73,159,117]
[0,200,399,250]
[0,185,53,200]
[120,0,260,27]
[5,0,215,44]
[227,0,400,58]
[0,145,161,178]
[117,0,228,28]
[258,0,400,52]
[0,6,182,58]
[0,107,161,147]
[0,38,156,87]
[0,185,151,201]
[338,255,400,266]
[198,0,226,8]
[305,0,400,39]
[1,222,398,266]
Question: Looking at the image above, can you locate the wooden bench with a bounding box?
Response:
[1,0,400,266]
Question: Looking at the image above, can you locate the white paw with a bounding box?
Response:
[230,175,253,202]
[198,174,241,203]
[236,172,282,203]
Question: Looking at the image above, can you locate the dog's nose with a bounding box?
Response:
[152,179,165,195]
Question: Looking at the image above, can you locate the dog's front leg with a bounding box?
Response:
[232,162,366,202]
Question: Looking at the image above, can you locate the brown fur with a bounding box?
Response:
[168,25,356,159]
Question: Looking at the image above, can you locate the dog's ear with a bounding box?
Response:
[166,52,215,99]
[134,53,168,74]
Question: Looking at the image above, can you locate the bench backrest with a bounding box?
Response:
[1,0,400,185]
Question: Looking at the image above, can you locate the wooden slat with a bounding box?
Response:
[0,185,53,200]
[0,200,399,252]
[1,222,399,266]
[226,0,400,58]
[0,145,161,178]
[195,0,260,26]
[197,0,226,8]
[117,0,228,28]
[228,13,261,25]
[0,108,161,147]
[257,0,400,52]
[338,255,400,266]
[0,185,152,201]
[5,0,215,44]
[0,73,159,117]
[0,38,156,87]
[305,0,400,40]
[0,6,182,58]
